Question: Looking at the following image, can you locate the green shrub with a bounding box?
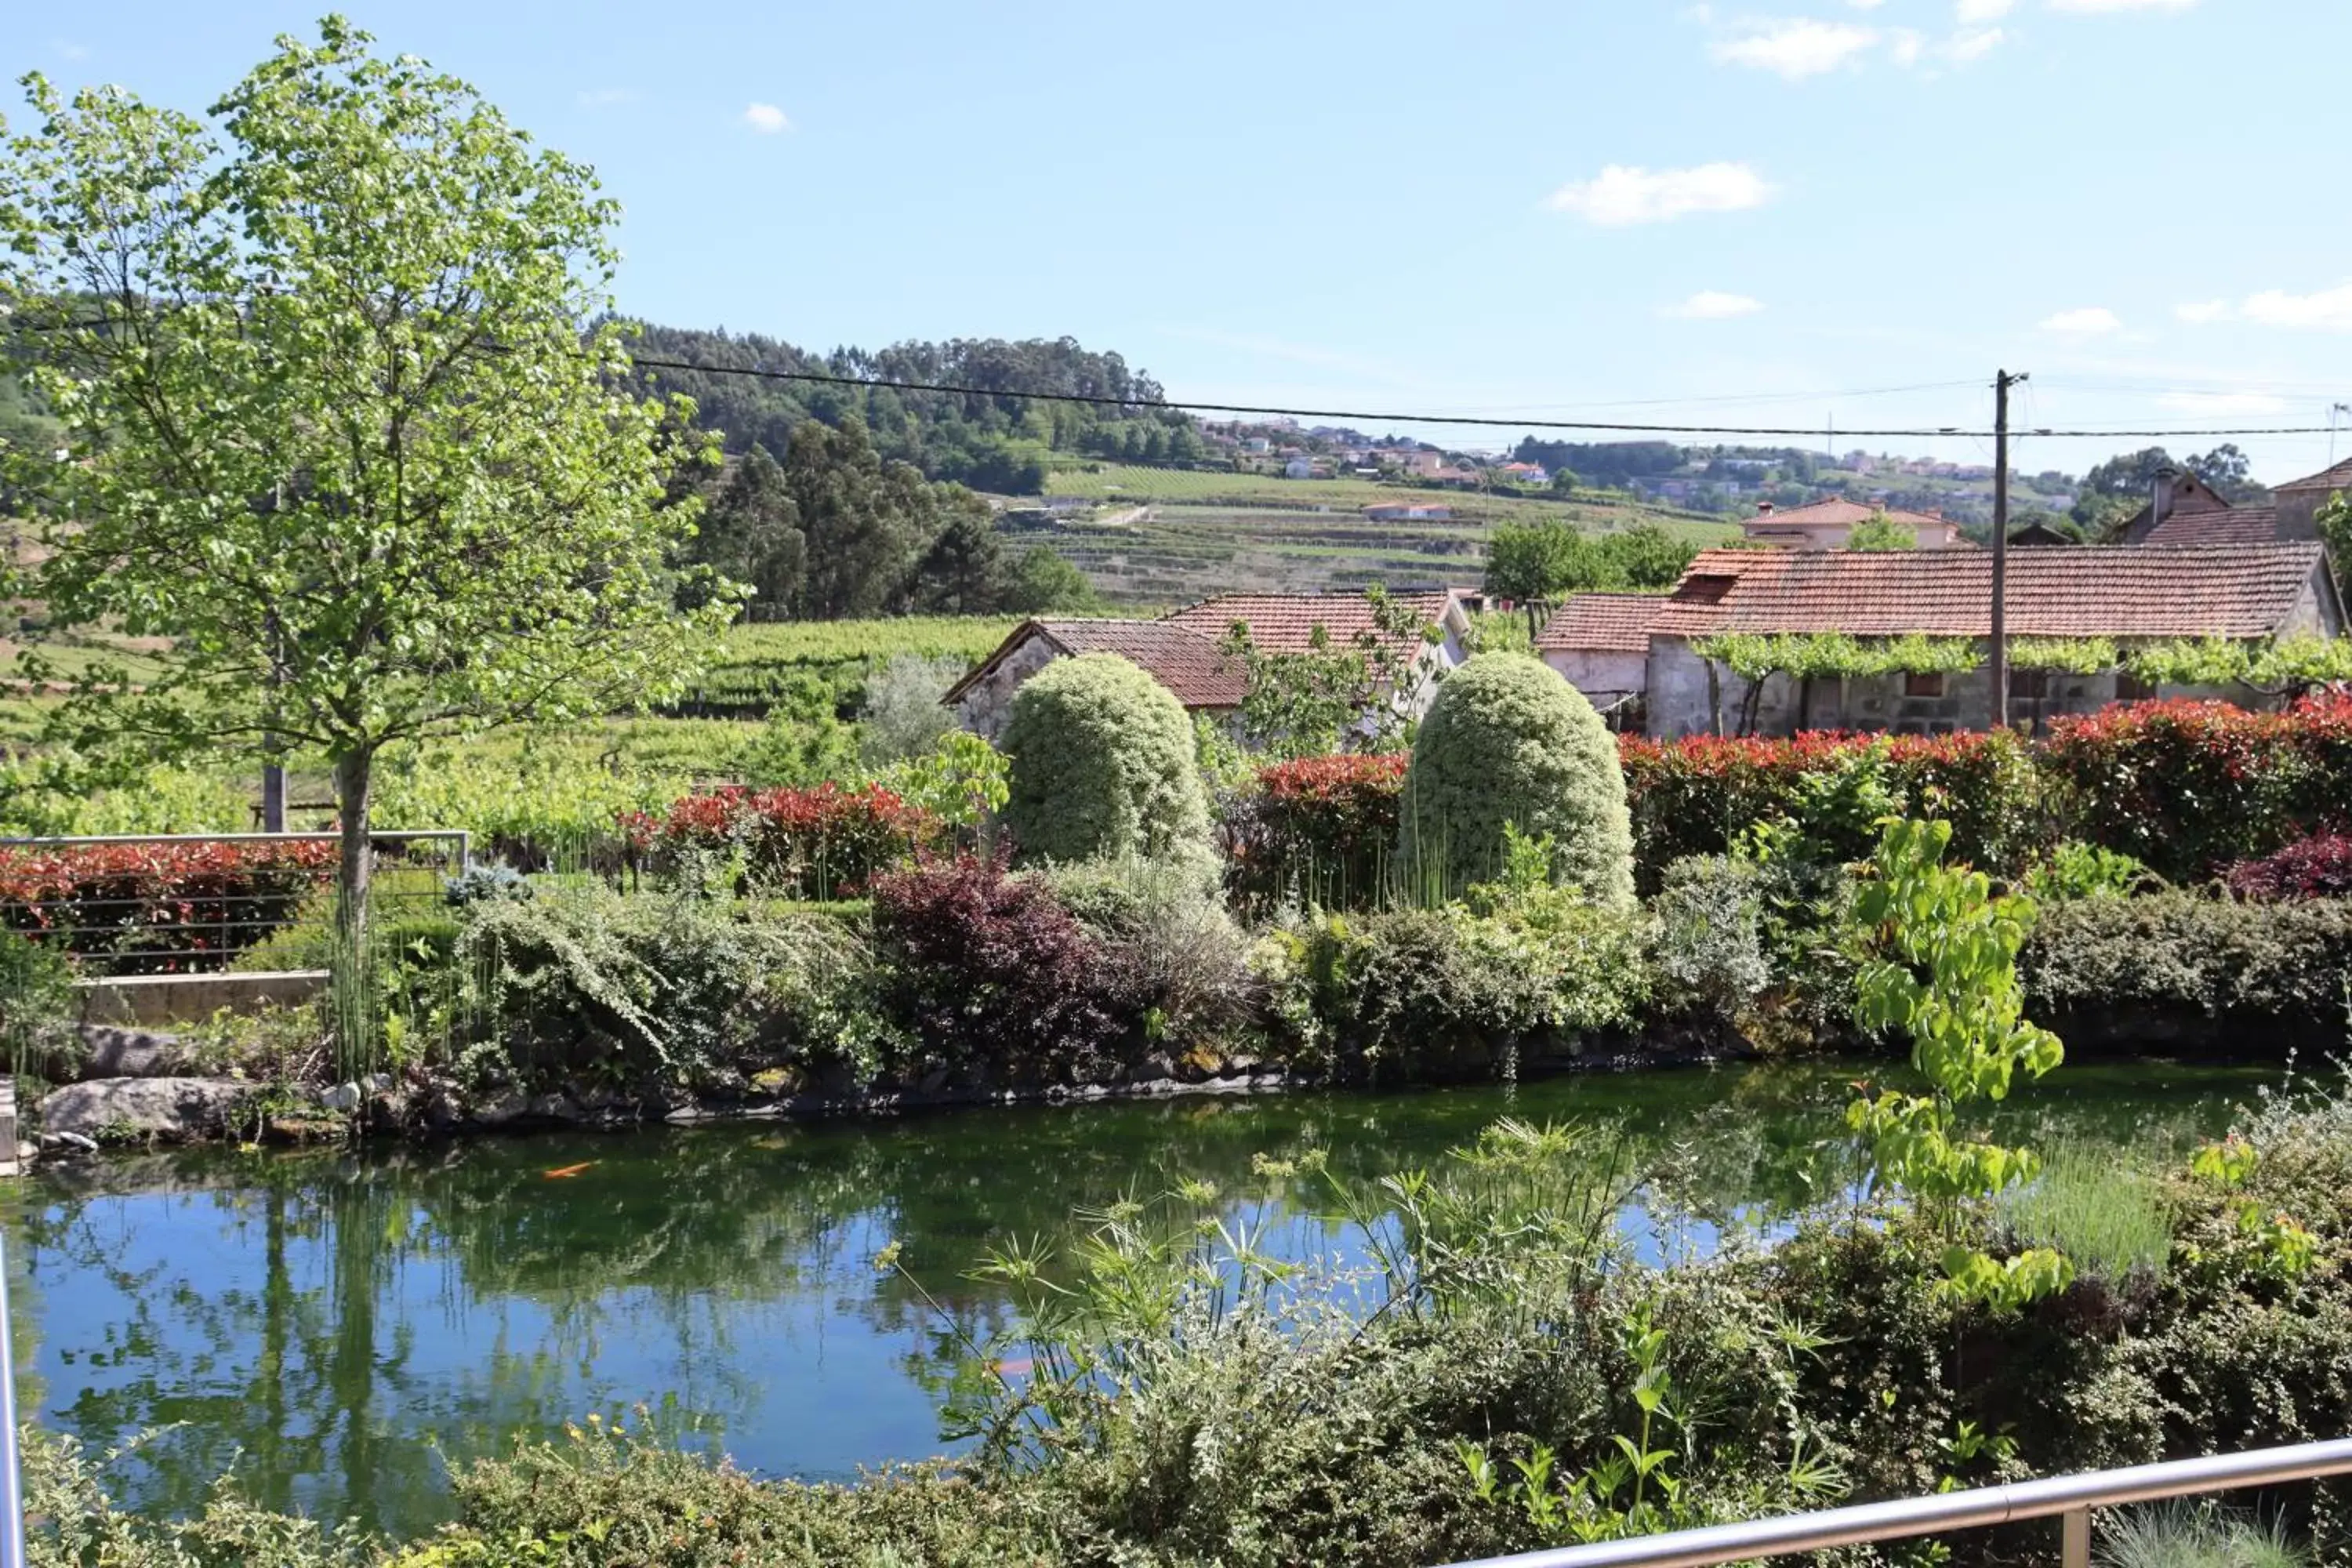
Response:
[2020,891,2352,1054]
[999,654,1214,869]
[2001,1143,2176,1285]
[1040,855,1261,1051]
[1650,855,1769,1022]
[856,654,965,765]
[1399,655,1634,904]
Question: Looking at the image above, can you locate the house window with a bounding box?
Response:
[2009,669,2049,702]
[1903,672,1945,699]
[2115,672,2156,702]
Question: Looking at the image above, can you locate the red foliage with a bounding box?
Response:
[2042,695,2352,880]
[1227,752,1409,909]
[625,782,939,899]
[2226,835,2352,902]
[1617,727,2039,877]
[0,840,339,972]
[869,852,1120,1077]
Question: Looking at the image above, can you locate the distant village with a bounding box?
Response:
[1175,416,2078,530]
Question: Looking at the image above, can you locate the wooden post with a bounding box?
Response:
[1990,368,2027,731]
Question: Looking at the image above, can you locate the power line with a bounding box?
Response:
[17,314,2350,440]
[620,356,2352,440]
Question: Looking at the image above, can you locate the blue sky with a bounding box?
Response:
[18,1,2352,479]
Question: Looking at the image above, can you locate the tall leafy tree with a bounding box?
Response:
[691,445,806,612]
[0,18,735,946]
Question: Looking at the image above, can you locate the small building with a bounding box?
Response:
[1500,461,1549,485]
[1535,593,1661,728]
[1741,498,1964,550]
[943,619,1244,742]
[946,590,1476,739]
[1364,501,1454,522]
[2125,459,2352,546]
[1637,543,2344,738]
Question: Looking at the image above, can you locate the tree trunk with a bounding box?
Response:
[334,748,375,951]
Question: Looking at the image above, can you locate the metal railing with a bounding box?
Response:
[0,831,469,977]
[1438,1437,2352,1568]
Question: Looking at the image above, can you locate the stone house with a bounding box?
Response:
[2122,457,2352,546]
[946,590,1474,740]
[1534,593,1658,728]
[1741,498,1965,550]
[1632,543,2343,738]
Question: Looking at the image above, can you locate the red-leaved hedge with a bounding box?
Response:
[625,782,938,899]
[1223,753,1407,910]
[0,840,339,971]
[1226,695,2352,896]
[2042,695,2352,881]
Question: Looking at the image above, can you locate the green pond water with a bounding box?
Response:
[2,1058,2288,1534]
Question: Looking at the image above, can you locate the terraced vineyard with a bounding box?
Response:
[1020,486,1737,607]
[665,615,1021,717]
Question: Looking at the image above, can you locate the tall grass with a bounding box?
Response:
[2097,1501,2304,1568]
[2000,1142,2176,1284]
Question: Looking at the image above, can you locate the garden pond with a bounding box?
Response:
[2,1057,2288,1534]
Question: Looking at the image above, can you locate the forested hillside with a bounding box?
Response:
[622,324,1201,493]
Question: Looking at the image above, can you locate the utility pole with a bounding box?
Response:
[1990,369,2026,731]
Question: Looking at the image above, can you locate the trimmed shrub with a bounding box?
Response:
[1224,752,1406,911]
[869,852,1123,1082]
[0,839,339,972]
[625,782,937,899]
[2041,696,2352,881]
[1399,655,1635,904]
[2226,835,2352,902]
[998,654,1215,869]
[2020,890,2352,1054]
[1619,727,2043,883]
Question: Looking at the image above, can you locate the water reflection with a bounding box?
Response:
[5,1060,2274,1534]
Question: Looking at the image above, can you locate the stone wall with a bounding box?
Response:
[952,633,1062,742]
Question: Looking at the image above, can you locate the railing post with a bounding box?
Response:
[0,1233,25,1568]
[2061,1506,2090,1568]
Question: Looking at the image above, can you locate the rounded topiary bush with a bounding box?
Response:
[998,654,1215,868]
[1399,653,1635,903]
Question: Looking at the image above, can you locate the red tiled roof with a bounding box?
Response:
[2280,458,2352,494]
[1744,499,1950,530]
[1649,543,2328,641]
[1159,590,1460,658]
[942,618,1244,710]
[2140,505,2285,547]
[1535,593,1666,654]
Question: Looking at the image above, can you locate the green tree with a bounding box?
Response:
[1844,510,1915,551]
[0,20,734,949]
[998,546,1103,615]
[998,654,1213,869]
[1483,521,1584,634]
[2318,492,2352,601]
[689,445,806,612]
[1398,654,1635,903]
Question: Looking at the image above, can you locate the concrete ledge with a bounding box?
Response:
[76,970,331,1028]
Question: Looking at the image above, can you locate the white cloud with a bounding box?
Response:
[1544,162,1777,226]
[742,102,792,133]
[1847,0,1887,9]
[577,87,638,108]
[1711,18,1879,78]
[52,38,89,60]
[2048,0,2196,12]
[1957,0,2014,18]
[2242,281,2352,332]
[1943,26,2005,60]
[1888,27,1927,63]
[1663,291,1766,320]
[2174,299,2234,325]
[2040,307,2122,335]
[2159,391,2287,416]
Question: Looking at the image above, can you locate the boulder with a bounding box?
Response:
[49,1025,198,1083]
[38,1077,255,1145]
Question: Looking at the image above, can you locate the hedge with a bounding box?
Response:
[1224,753,1406,912]
[624,782,938,898]
[999,654,1215,868]
[1235,697,2352,895]
[0,839,339,972]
